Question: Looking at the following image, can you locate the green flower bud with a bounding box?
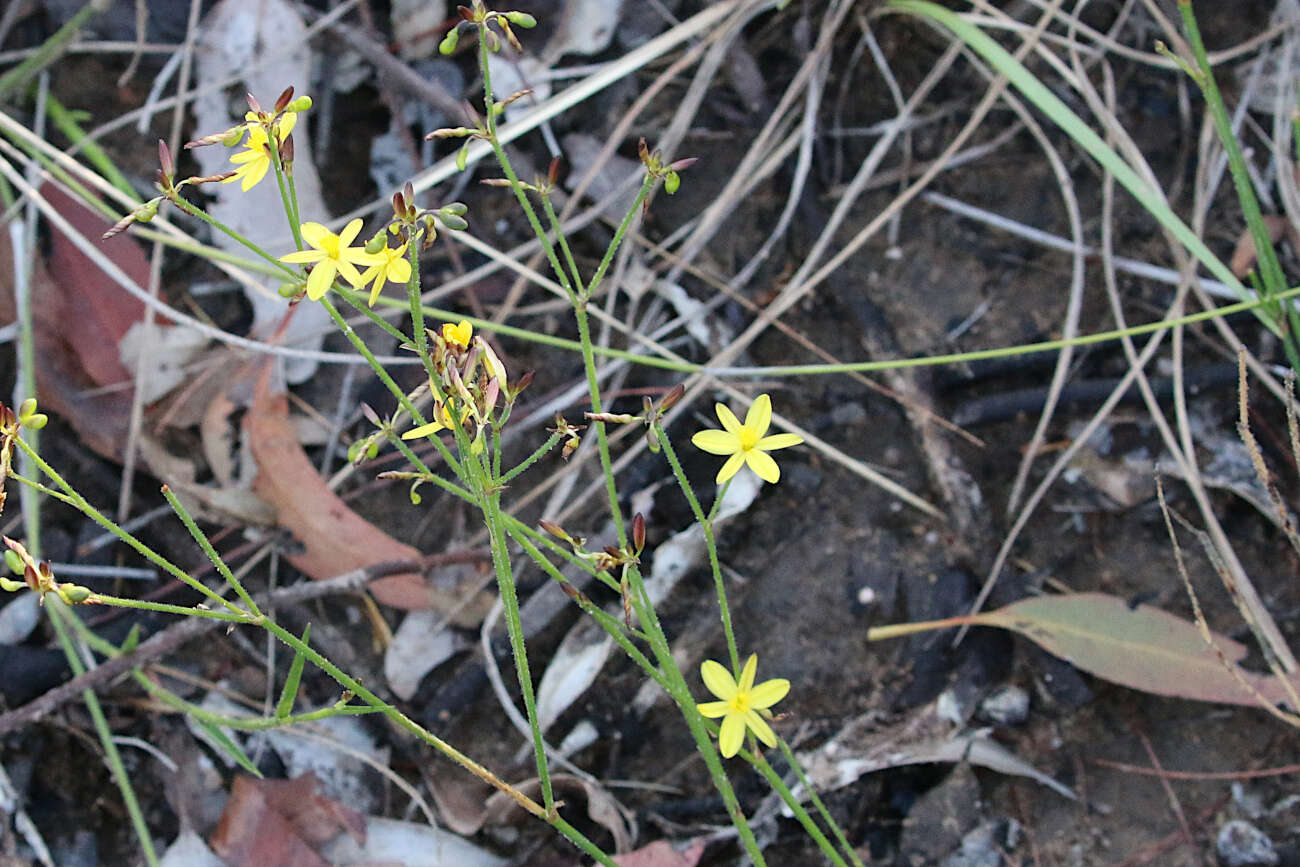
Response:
[222,127,247,147]
[504,11,537,27]
[136,200,159,223]
[439,26,460,55]
[278,282,300,298]
[438,213,468,232]
[364,233,388,254]
[409,482,422,506]
[4,550,23,573]
[0,576,24,592]
[284,96,313,113]
[24,413,47,431]
[664,171,680,195]
[58,584,93,605]
[18,398,37,422]
[441,201,468,216]
[456,142,470,172]
[347,441,363,463]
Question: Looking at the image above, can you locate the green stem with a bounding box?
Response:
[500,432,562,484]
[161,486,261,618]
[774,738,865,867]
[655,424,739,673]
[539,191,587,295]
[1176,0,1300,372]
[8,456,245,615]
[480,489,554,812]
[585,175,654,303]
[45,602,159,866]
[751,746,854,867]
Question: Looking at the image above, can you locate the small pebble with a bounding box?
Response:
[1217,820,1278,867]
[978,685,1030,726]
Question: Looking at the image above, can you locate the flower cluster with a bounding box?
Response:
[400,320,516,446]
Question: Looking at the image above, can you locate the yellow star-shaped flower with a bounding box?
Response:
[361,242,412,307]
[280,219,384,301]
[690,394,803,484]
[222,111,297,192]
[697,654,789,758]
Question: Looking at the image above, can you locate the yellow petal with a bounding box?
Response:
[696,701,730,719]
[280,249,323,264]
[337,260,366,288]
[388,257,412,283]
[757,433,803,451]
[715,402,743,435]
[366,269,387,307]
[300,222,330,249]
[716,451,745,485]
[737,654,758,692]
[745,449,781,484]
[748,678,789,709]
[276,111,298,139]
[305,262,336,300]
[718,713,746,758]
[401,419,446,439]
[744,393,772,438]
[691,429,739,455]
[700,659,737,700]
[240,159,269,191]
[744,709,777,748]
[444,320,473,348]
[338,218,364,247]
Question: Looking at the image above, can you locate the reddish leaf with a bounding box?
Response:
[210,775,332,867]
[245,365,431,609]
[613,840,706,867]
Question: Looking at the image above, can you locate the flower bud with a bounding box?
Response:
[365,232,388,254]
[504,11,537,27]
[273,85,295,112]
[664,171,680,195]
[441,201,468,216]
[438,212,468,231]
[456,142,470,172]
[284,95,313,113]
[278,282,301,298]
[4,550,23,573]
[539,519,570,543]
[0,576,23,592]
[58,584,93,605]
[222,126,247,147]
[23,413,47,431]
[18,398,37,423]
[245,92,264,114]
[632,513,646,553]
[439,26,460,54]
[660,383,685,411]
[158,140,175,179]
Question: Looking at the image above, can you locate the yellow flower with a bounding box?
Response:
[361,242,412,307]
[690,393,803,484]
[401,400,470,440]
[222,111,297,192]
[697,654,789,758]
[443,320,472,349]
[280,219,384,301]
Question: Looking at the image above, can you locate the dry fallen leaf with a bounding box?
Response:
[210,773,362,867]
[245,364,430,609]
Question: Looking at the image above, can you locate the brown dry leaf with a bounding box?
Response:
[1229,214,1300,278]
[0,210,135,460]
[972,592,1299,707]
[209,774,345,867]
[245,364,431,609]
[613,840,706,867]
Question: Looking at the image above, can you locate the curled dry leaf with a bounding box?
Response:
[210,773,364,867]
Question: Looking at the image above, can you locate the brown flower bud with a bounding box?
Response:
[273,85,295,113]
[632,513,646,553]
